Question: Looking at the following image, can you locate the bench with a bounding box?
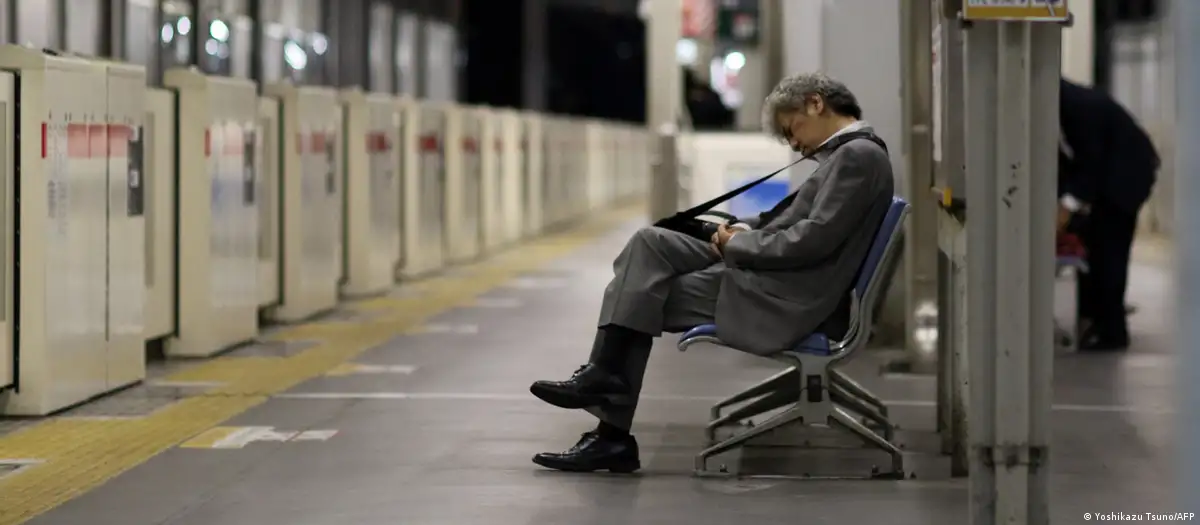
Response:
[677,196,911,479]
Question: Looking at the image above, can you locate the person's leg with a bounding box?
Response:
[596,226,720,335]
[1075,213,1100,330]
[1081,206,1137,350]
[530,264,721,473]
[529,226,717,409]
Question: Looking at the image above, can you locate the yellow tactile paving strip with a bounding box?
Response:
[0,205,639,525]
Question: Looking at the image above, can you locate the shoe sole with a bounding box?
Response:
[529,384,630,410]
[531,454,641,474]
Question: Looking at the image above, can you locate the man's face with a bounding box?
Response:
[776,97,826,155]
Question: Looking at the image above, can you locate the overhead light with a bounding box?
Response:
[723,51,746,71]
[209,19,230,42]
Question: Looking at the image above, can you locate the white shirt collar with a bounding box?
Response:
[813,120,869,163]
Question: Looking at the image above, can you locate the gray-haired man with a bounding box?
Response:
[528,73,896,473]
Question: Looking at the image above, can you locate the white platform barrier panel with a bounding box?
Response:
[480,107,504,252]
[143,87,177,341]
[0,47,145,415]
[256,96,280,309]
[402,103,447,277]
[446,105,481,263]
[164,69,260,358]
[341,89,402,297]
[101,59,148,385]
[265,84,343,322]
[498,109,523,245]
[521,114,544,237]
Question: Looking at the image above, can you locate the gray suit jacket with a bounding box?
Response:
[714,127,894,356]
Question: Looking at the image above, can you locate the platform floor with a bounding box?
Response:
[0,209,1180,524]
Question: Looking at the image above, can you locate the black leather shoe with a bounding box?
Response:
[532,431,641,473]
[530,364,632,409]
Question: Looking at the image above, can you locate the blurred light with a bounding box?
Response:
[676,39,698,65]
[161,23,174,43]
[177,16,191,35]
[913,300,939,354]
[204,38,219,56]
[311,33,328,55]
[209,20,230,42]
[284,40,308,70]
[723,51,746,71]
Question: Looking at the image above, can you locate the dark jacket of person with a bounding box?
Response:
[684,69,735,130]
[1059,79,1160,217]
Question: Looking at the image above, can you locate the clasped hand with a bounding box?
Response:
[709,223,736,256]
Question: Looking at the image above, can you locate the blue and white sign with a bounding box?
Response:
[726,164,792,218]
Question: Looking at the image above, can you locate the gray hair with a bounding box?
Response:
[761,72,862,141]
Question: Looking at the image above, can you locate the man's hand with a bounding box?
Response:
[710,223,737,256]
[1057,205,1072,232]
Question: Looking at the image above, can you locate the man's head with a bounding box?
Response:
[762,72,862,154]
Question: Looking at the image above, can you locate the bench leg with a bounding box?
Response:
[829,369,888,417]
[830,406,905,478]
[710,366,797,421]
[694,400,808,474]
[706,385,799,443]
[830,383,893,441]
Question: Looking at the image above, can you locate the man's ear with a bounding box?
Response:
[807,95,825,116]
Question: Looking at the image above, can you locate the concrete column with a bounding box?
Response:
[964,18,1060,525]
[646,0,683,130]
[1173,0,1200,509]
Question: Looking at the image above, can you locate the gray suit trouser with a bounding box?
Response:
[589,226,723,430]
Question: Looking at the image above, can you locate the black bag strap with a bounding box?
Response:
[666,130,888,222]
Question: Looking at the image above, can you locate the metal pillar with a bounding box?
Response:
[650,130,681,220]
[933,0,969,477]
[889,0,940,376]
[962,11,1059,525]
[1174,0,1200,509]
[645,0,684,221]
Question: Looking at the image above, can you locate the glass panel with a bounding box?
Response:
[64,0,102,55]
[198,15,233,76]
[395,13,419,95]
[259,22,285,83]
[280,31,308,83]
[126,0,158,80]
[422,21,458,102]
[16,0,61,49]
[231,15,254,79]
[368,2,394,92]
[160,2,196,73]
[0,0,10,44]
[305,31,329,85]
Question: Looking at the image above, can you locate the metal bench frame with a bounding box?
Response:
[677,197,911,479]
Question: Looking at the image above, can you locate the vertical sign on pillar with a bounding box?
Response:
[125,125,144,216]
[324,130,336,195]
[243,125,256,205]
[520,124,529,218]
[932,20,943,164]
